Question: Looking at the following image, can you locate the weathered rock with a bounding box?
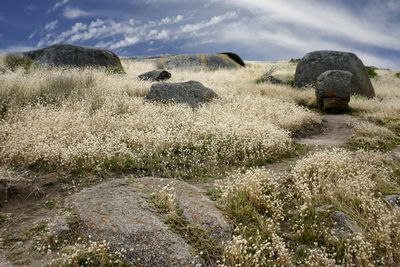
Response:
[157,53,244,70]
[385,195,400,208]
[138,70,171,82]
[294,50,375,98]
[316,70,352,112]
[257,74,285,85]
[146,81,218,108]
[330,211,360,238]
[48,216,71,237]
[136,177,231,242]
[66,179,201,267]
[22,44,123,70]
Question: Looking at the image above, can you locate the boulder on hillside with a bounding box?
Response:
[316,70,352,112]
[385,195,400,208]
[146,81,218,108]
[294,51,375,98]
[157,53,245,70]
[138,70,171,82]
[22,44,124,70]
[66,179,202,267]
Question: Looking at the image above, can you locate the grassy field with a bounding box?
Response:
[0,56,399,266]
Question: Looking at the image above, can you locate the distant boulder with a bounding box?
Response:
[138,70,171,82]
[157,53,245,70]
[294,51,375,98]
[146,81,218,108]
[22,44,124,70]
[316,70,352,113]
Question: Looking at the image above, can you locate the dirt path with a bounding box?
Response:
[297,114,355,149]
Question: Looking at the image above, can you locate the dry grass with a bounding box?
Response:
[0,59,319,179]
[219,149,400,266]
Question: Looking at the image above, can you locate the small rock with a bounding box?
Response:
[316,70,352,113]
[48,216,70,237]
[138,70,171,82]
[146,81,218,108]
[330,211,360,238]
[385,195,400,208]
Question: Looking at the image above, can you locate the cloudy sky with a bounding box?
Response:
[0,0,399,68]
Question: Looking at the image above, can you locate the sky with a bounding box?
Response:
[0,0,399,69]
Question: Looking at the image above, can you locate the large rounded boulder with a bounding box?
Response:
[22,44,123,70]
[294,51,375,98]
[316,70,352,112]
[146,81,218,108]
[157,52,245,70]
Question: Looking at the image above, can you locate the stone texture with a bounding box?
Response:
[316,70,352,112]
[66,179,201,267]
[22,44,123,70]
[158,53,244,70]
[146,81,218,108]
[136,177,231,242]
[330,211,361,238]
[138,70,171,82]
[294,50,375,98]
[385,195,400,208]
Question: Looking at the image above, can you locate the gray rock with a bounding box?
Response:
[22,44,123,70]
[48,216,71,237]
[316,70,352,112]
[146,81,218,108]
[136,177,231,242]
[138,70,171,82]
[330,211,360,238]
[385,195,400,208]
[294,51,375,98]
[66,179,201,267]
[157,53,244,70]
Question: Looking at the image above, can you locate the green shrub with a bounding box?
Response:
[365,66,378,78]
[105,66,125,75]
[4,53,33,72]
[395,72,400,79]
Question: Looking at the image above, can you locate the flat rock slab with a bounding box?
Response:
[136,177,231,241]
[66,179,201,267]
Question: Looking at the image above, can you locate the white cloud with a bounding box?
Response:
[50,0,69,12]
[0,45,37,53]
[179,11,237,33]
[108,36,141,50]
[28,31,37,40]
[44,20,59,31]
[63,7,91,19]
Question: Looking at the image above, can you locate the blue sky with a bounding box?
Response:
[0,0,399,69]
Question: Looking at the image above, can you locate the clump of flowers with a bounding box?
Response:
[219,149,400,266]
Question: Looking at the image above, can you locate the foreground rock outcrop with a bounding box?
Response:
[294,50,375,98]
[66,178,230,266]
[316,70,352,112]
[157,53,245,70]
[146,81,218,108]
[22,44,124,70]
